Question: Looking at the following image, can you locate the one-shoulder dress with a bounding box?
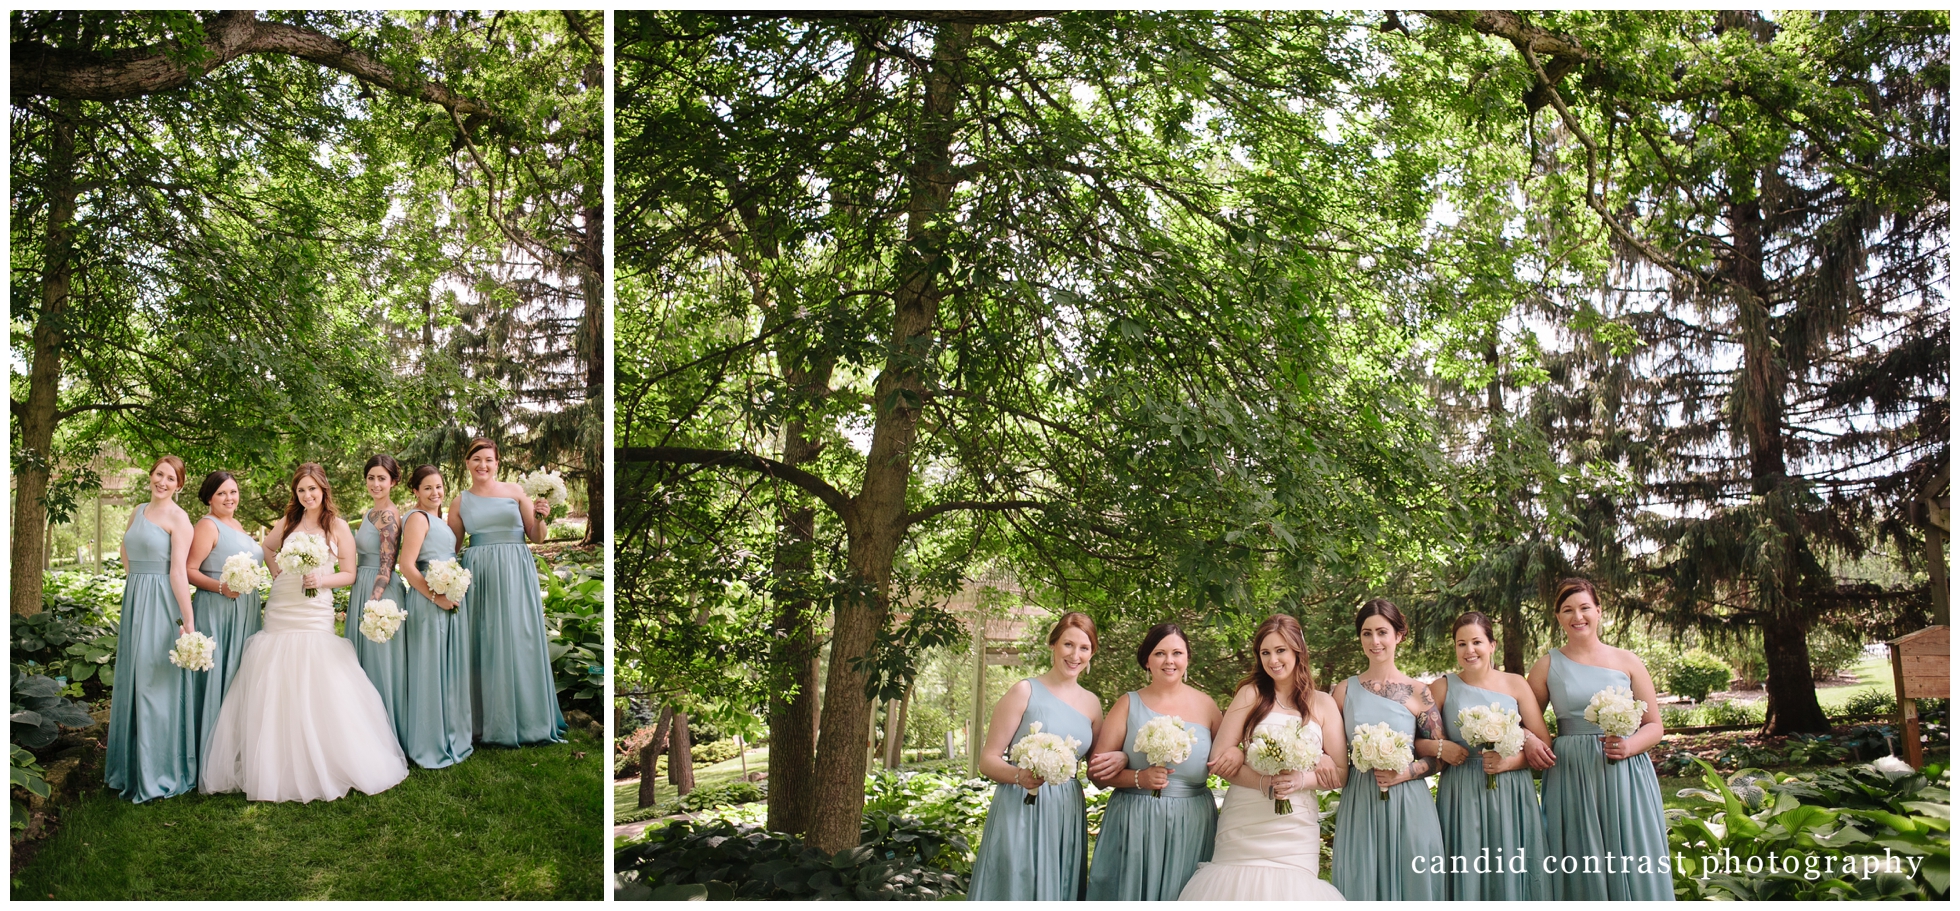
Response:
[1539,650,1673,900]
[104,504,200,803]
[1083,692,1217,900]
[1436,674,1550,899]
[399,508,473,768]
[1329,677,1445,900]
[967,678,1095,900]
[457,490,565,745]
[347,510,409,734]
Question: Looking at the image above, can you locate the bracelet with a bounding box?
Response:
[1132,769,1140,789]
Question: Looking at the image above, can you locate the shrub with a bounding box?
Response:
[11,744,50,830]
[1807,626,1868,681]
[1664,650,1733,703]
[14,580,120,694]
[615,819,967,900]
[901,704,954,752]
[1844,688,1897,718]
[10,668,95,750]
[691,738,743,766]
[541,556,604,711]
[676,780,765,813]
[1699,699,1765,727]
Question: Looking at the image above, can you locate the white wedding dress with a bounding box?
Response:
[200,551,409,802]
[1179,711,1346,901]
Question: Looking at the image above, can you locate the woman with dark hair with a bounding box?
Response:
[1527,579,1672,900]
[1083,622,1221,900]
[185,470,265,760]
[201,463,408,802]
[1179,614,1346,900]
[967,611,1104,900]
[395,465,472,768]
[1329,598,1446,899]
[447,438,563,745]
[348,455,409,735]
[104,455,201,802]
[1431,611,1554,899]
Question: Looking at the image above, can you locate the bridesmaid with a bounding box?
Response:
[104,455,201,802]
[1430,610,1554,899]
[1083,622,1220,900]
[396,465,474,768]
[1329,599,1446,899]
[185,470,266,759]
[968,612,1103,900]
[448,437,564,745]
[347,455,409,733]
[1527,578,1673,900]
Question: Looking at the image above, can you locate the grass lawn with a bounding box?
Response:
[13,726,604,900]
[1815,655,1892,714]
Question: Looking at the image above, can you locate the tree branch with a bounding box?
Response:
[902,499,1048,529]
[811,12,1063,26]
[616,446,854,518]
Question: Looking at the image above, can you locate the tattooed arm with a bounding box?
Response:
[1408,687,1445,779]
[369,508,400,601]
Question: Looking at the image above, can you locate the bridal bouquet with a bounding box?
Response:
[1132,714,1196,798]
[425,559,473,603]
[1007,721,1081,805]
[1349,722,1413,801]
[1456,702,1526,790]
[359,599,406,643]
[1245,719,1323,814]
[219,553,271,597]
[168,631,216,672]
[277,532,332,597]
[1584,686,1645,761]
[522,469,570,518]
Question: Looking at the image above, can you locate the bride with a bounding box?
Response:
[1180,614,1346,901]
[201,463,409,802]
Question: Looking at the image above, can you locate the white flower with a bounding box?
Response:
[1008,721,1082,796]
[1583,686,1645,738]
[219,553,271,596]
[1457,702,1525,757]
[1348,722,1414,774]
[425,559,473,601]
[359,599,406,643]
[521,469,570,508]
[1134,713,1196,768]
[1245,718,1322,777]
[277,532,332,596]
[1871,755,1915,780]
[168,631,216,672]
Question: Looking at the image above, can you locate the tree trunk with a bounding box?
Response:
[802,22,972,855]
[1922,468,1949,625]
[764,360,833,836]
[885,683,912,769]
[637,706,674,809]
[12,100,78,619]
[1729,168,1828,735]
[578,202,606,548]
[668,711,695,795]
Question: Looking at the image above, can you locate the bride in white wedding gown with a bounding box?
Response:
[1180,615,1346,901]
[201,463,408,803]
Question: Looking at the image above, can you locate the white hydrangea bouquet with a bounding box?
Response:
[1457,702,1526,790]
[1245,718,1323,813]
[218,553,271,597]
[522,468,570,519]
[1133,714,1196,798]
[359,598,406,643]
[276,531,333,597]
[1007,721,1081,805]
[425,559,473,604]
[1349,721,1414,801]
[1584,686,1646,762]
[168,630,216,672]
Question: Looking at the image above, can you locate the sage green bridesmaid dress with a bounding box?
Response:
[399,508,473,768]
[1329,677,1446,900]
[458,490,565,745]
[967,679,1094,900]
[346,509,409,731]
[1436,674,1551,899]
[1540,649,1674,899]
[1083,692,1217,900]
[190,516,264,758]
[104,504,199,802]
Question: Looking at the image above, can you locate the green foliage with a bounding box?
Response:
[689,738,744,767]
[901,705,955,752]
[15,573,121,692]
[1664,650,1735,703]
[10,668,96,750]
[1668,759,1950,899]
[541,554,604,711]
[1808,627,1869,681]
[1846,689,1899,718]
[614,819,967,900]
[11,744,51,830]
[676,780,765,813]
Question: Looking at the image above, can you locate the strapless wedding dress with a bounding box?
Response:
[200,563,409,802]
[1179,712,1346,900]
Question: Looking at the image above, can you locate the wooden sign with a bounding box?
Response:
[1888,625,1949,769]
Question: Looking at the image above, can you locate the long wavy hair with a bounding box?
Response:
[282,462,339,532]
[1236,614,1321,743]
